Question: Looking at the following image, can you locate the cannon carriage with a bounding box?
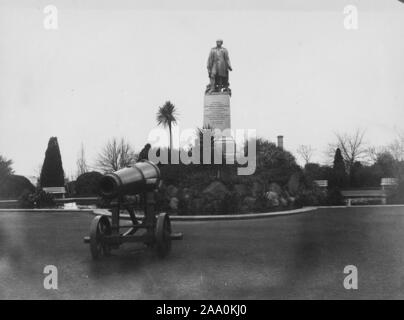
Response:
[84,160,182,260]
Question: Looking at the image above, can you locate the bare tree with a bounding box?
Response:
[388,130,404,161]
[96,137,137,173]
[327,129,368,169]
[367,145,389,164]
[76,143,89,177]
[296,145,314,165]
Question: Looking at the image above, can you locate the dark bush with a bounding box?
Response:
[326,187,345,206]
[0,175,35,199]
[19,190,55,208]
[295,186,327,207]
[75,171,103,196]
[389,180,404,204]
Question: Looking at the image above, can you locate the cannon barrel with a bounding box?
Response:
[99,160,161,198]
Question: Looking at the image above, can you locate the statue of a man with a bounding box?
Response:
[207,39,232,93]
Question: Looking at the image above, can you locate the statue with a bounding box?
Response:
[206,39,232,95]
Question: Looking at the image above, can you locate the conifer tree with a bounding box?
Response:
[40,137,65,187]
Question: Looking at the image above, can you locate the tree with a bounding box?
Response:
[296,145,314,165]
[367,145,387,164]
[304,163,332,182]
[0,155,14,180]
[330,129,368,170]
[76,143,88,177]
[388,130,404,161]
[96,137,136,173]
[253,138,301,188]
[329,148,348,188]
[373,152,397,178]
[40,137,65,187]
[156,101,178,162]
[0,155,16,198]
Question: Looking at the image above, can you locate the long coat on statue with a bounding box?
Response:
[207,47,232,78]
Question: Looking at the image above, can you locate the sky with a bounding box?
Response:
[1,0,404,178]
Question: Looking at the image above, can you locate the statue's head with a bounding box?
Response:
[216,39,223,47]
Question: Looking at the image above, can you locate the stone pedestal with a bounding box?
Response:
[214,136,236,163]
[203,92,231,131]
[204,92,234,164]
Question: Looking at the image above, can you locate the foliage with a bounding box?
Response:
[349,162,379,188]
[18,189,55,209]
[96,137,137,173]
[76,143,88,177]
[0,155,14,179]
[0,174,35,199]
[156,101,178,162]
[329,148,348,188]
[303,163,332,183]
[389,180,404,204]
[295,185,328,207]
[75,171,103,196]
[252,138,301,188]
[328,129,368,169]
[156,101,178,129]
[326,187,344,206]
[40,137,65,187]
[296,145,314,165]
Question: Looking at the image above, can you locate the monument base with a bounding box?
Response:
[213,136,236,164]
[203,92,231,131]
[203,91,236,166]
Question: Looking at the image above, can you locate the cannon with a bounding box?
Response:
[84,160,182,260]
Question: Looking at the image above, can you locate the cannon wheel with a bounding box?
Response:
[90,215,112,260]
[155,213,171,258]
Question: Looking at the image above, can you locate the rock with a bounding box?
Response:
[166,185,179,198]
[268,182,282,194]
[203,181,230,200]
[288,196,296,205]
[266,191,278,201]
[233,184,249,197]
[280,197,288,207]
[251,181,264,197]
[234,184,249,196]
[243,196,257,211]
[265,191,280,207]
[169,197,179,212]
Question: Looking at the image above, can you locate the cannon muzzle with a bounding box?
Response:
[99,160,161,198]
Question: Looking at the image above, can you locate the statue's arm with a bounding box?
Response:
[207,50,213,71]
[225,49,232,71]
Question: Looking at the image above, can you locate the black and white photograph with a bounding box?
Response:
[1,0,404,304]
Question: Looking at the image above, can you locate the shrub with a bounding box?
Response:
[19,190,55,208]
[75,171,103,196]
[0,175,35,199]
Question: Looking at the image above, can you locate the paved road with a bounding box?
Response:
[1,206,404,299]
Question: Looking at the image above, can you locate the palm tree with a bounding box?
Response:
[156,101,178,162]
